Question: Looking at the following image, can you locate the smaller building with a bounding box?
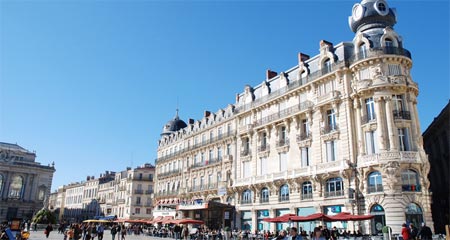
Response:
[0,142,55,222]
[423,100,449,234]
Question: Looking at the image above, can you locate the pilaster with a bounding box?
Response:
[384,96,398,150]
[374,97,387,151]
[354,98,365,155]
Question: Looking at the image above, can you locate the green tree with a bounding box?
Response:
[32,209,56,224]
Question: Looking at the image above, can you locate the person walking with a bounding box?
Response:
[417,223,432,240]
[45,223,53,238]
[402,224,411,240]
[289,227,303,240]
[110,225,117,240]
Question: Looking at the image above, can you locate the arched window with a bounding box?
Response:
[359,43,367,58]
[325,177,344,198]
[302,181,313,200]
[38,186,47,201]
[260,188,269,203]
[279,184,289,202]
[370,204,386,234]
[402,169,420,192]
[322,58,332,74]
[405,203,423,227]
[368,171,383,193]
[242,189,252,204]
[9,175,24,199]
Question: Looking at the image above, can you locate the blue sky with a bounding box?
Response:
[1,0,448,191]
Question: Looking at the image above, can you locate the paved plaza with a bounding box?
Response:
[26,231,156,240]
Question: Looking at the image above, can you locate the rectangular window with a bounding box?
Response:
[279,153,287,171]
[260,157,268,175]
[208,174,213,187]
[217,147,222,160]
[217,172,222,182]
[326,140,337,162]
[365,130,379,154]
[226,144,231,155]
[201,134,206,143]
[135,208,140,214]
[201,152,205,162]
[301,119,310,137]
[301,147,310,167]
[261,132,267,147]
[146,208,152,214]
[192,178,197,190]
[209,150,214,161]
[136,197,141,204]
[218,127,222,137]
[365,97,376,121]
[398,128,410,151]
[327,109,337,130]
[210,131,214,140]
[200,176,204,189]
[388,64,401,75]
[243,161,251,178]
[392,95,405,112]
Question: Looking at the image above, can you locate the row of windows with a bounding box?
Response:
[240,169,420,203]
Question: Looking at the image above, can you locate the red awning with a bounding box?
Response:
[161,216,174,224]
[262,213,297,223]
[327,212,374,221]
[151,216,164,224]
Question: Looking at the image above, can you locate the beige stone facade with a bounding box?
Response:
[155,0,433,235]
[0,142,55,222]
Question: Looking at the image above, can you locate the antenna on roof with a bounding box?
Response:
[176,97,179,117]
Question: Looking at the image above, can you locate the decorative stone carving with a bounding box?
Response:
[382,161,400,194]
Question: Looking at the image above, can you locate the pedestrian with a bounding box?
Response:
[120,226,126,240]
[417,223,432,240]
[402,223,411,240]
[45,223,54,238]
[410,224,418,240]
[97,224,104,240]
[110,225,117,240]
[289,227,303,240]
[312,227,326,240]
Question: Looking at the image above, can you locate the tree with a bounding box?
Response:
[32,208,56,224]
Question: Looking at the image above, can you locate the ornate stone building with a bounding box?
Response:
[0,142,55,222]
[155,0,433,234]
[423,101,449,234]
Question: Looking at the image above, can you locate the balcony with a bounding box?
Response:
[133,202,142,206]
[361,114,377,125]
[155,190,179,197]
[240,149,251,157]
[317,90,341,103]
[134,189,143,194]
[254,101,314,128]
[117,199,125,204]
[301,193,313,200]
[279,195,289,202]
[145,190,154,195]
[241,199,252,205]
[189,185,207,192]
[158,169,181,178]
[156,130,236,163]
[276,138,289,147]
[402,184,421,192]
[208,182,218,190]
[321,125,338,135]
[190,157,222,170]
[393,110,411,120]
[296,133,311,142]
[358,151,420,167]
[258,144,269,152]
[239,124,254,133]
[324,190,345,198]
[349,46,412,63]
[260,197,269,204]
[367,185,384,194]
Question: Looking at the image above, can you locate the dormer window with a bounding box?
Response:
[385,38,393,47]
[322,58,332,74]
[359,43,367,58]
[374,0,389,16]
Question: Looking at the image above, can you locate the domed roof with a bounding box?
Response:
[349,0,396,33]
[161,110,187,136]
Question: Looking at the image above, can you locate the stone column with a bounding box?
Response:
[384,96,398,150]
[408,96,421,151]
[354,98,365,155]
[374,97,387,151]
[252,209,258,232]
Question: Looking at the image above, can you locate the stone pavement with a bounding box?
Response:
[26,231,158,240]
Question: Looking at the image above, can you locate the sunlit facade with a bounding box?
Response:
[155,0,432,234]
[0,142,55,222]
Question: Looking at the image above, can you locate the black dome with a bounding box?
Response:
[161,112,187,136]
[349,0,396,33]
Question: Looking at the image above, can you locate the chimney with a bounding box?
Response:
[298,53,310,63]
[266,69,278,80]
[204,111,211,118]
[87,176,90,181]
[92,176,95,179]
[188,119,195,124]
[320,40,333,48]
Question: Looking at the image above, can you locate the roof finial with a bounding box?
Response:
[176,97,179,118]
